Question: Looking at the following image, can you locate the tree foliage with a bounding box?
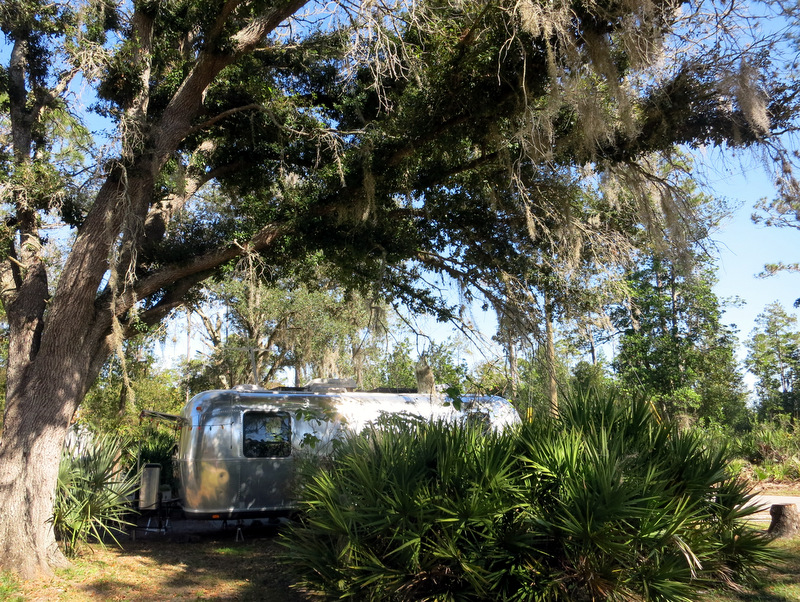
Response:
[750,2,800,287]
[184,260,388,390]
[359,338,469,391]
[79,339,184,436]
[746,301,800,419]
[604,174,749,423]
[613,251,748,424]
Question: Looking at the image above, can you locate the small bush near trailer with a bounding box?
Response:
[52,434,139,556]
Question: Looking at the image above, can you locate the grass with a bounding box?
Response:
[0,525,311,602]
[699,538,800,602]
[0,572,24,602]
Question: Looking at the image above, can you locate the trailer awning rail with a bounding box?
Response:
[140,409,184,423]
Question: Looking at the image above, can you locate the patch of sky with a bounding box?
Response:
[689,144,800,358]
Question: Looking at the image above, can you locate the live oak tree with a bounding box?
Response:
[1,0,799,578]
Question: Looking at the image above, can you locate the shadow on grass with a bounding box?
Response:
[42,520,800,602]
[701,537,800,602]
[73,520,312,602]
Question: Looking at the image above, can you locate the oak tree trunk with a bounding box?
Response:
[0,308,112,578]
[0,184,124,578]
[0,340,97,577]
[0,392,74,577]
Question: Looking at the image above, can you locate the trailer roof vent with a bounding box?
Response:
[233,384,269,392]
[305,378,357,393]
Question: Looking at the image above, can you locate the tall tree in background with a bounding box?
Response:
[1,0,798,576]
[487,182,641,414]
[80,339,184,434]
[359,338,468,392]
[185,262,386,390]
[746,302,800,419]
[613,251,748,424]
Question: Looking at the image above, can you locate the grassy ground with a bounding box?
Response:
[2,525,800,601]
[698,538,800,602]
[1,524,312,601]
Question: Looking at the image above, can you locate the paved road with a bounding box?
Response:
[748,494,800,524]
[752,494,800,507]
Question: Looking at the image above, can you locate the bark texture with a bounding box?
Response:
[0,384,80,576]
[768,503,800,538]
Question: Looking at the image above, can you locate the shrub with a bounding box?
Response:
[52,433,140,556]
[735,420,800,464]
[284,391,774,601]
[137,429,179,495]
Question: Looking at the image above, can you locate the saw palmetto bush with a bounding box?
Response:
[517,393,774,601]
[52,434,139,556]
[284,392,774,601]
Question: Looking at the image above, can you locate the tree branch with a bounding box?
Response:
[156,0,313,155]
[134,271,212,329]
[119,223,286,317]
[188,104,263,136]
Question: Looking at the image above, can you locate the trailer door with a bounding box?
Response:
[238,411,295,512]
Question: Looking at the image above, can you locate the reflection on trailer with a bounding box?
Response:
[154,380,520,520]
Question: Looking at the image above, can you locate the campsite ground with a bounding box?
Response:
[10,521,312,601]
[6,499,800,602]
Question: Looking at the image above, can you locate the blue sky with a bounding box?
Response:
[708,163,800,349]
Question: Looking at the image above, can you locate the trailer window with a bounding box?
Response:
[465,411,492,433]
[243,412,291,458]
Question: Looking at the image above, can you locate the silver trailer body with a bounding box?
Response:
[174,386,520,519]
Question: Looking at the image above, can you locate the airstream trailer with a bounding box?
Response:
[160,380,520,520]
